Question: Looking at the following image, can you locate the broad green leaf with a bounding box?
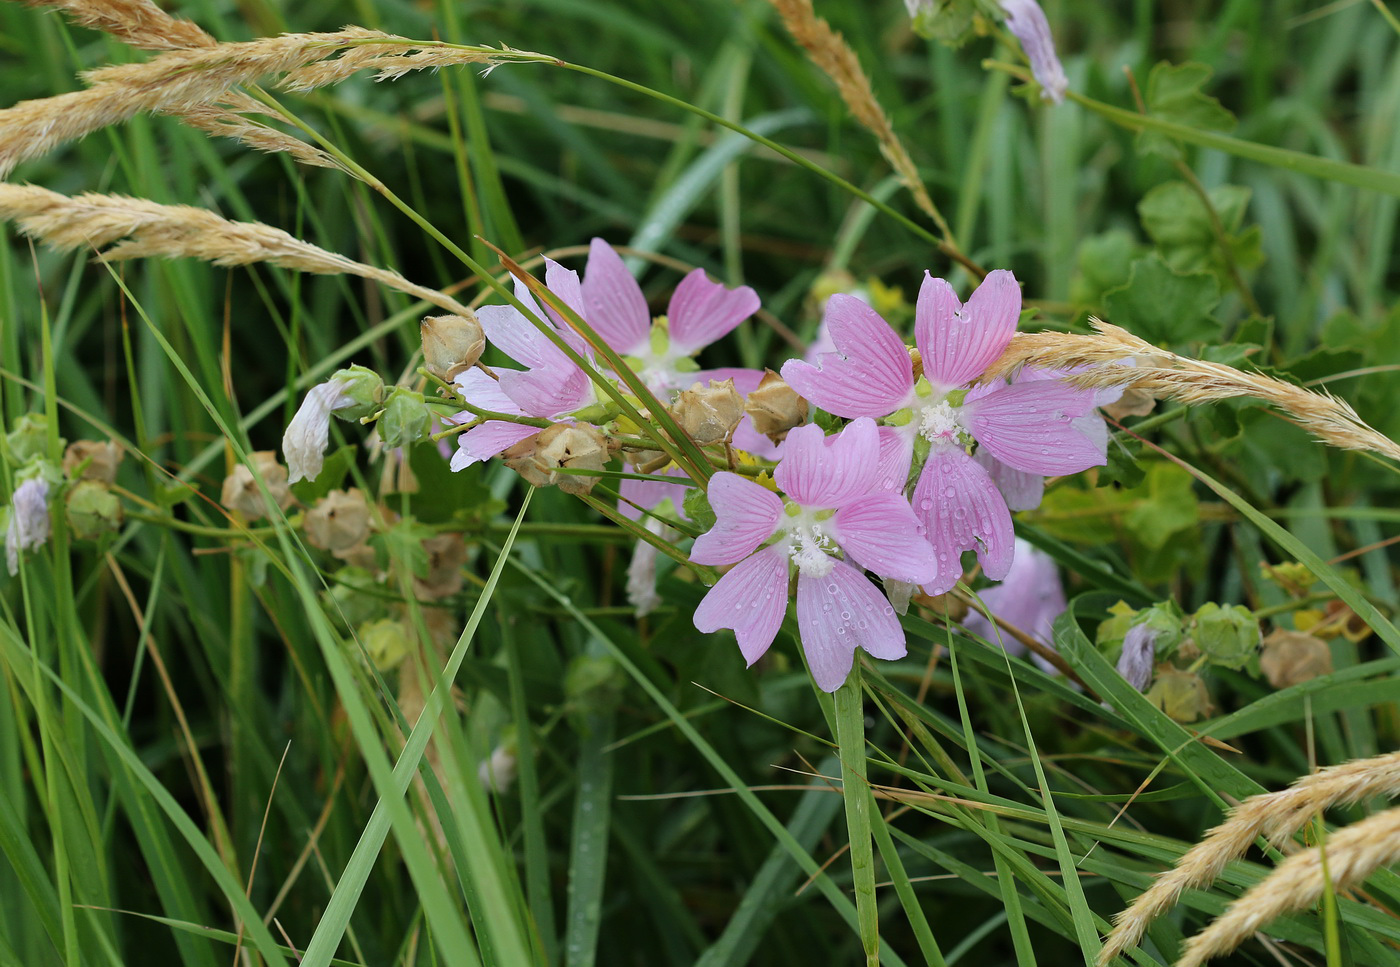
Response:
[1103,255,1220,345]
[1137,61,1237,158]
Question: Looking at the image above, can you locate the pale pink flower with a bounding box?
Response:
[781,270,1106,595]
[1000,0,1069,104]
[690,419,937,691]
[5,476,50,575]
[961,538,1066,665]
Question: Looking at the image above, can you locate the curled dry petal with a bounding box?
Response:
[6,476,50,575]
[283,381,354,484]
[1000,0,1069,105]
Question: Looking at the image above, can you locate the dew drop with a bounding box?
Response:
[827,583,838,594]
[840,610,852,620]
[836,627,846,636]
[943,486,955,498]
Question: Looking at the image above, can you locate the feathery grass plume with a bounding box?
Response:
[20,0,214,50]
[767,0,951,240]
[983,318,1400,462]
[1177,806,1400,967]
[1098,750,1400,964]
[175,90,345,170]
[0,183,476,319]
[0,27,528,178]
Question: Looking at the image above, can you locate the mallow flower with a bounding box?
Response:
[5,475,50,575]
[690,418,937,691]
[961,537,1066,671]
[781,270,1106,596]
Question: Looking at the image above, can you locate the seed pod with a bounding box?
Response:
[359,618,411,672]
[421,312,485,381]
[1146,667,1213,723]
[378,386,430,450]
[220,451,293,520]
[1260,629,1332,688]
[415,532,467,600]
[63,440,123,484]
[536,423,610,495]
[744,369,809,441]
[66,480,123,539]
[671,378,745,446]
[305,488,371,552]
[328,365,385,422]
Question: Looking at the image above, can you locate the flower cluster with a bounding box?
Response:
[283,240,1111,692]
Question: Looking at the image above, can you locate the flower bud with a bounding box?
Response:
[66,480,123,540]
[422,313,485,381]
[1260,629,1332,689]
[1193,602,1260,670]
[6,413,57,465]
[220,452,293,520]
[671,379,745,447]
[63,440,123,484]
[358,618,410,671]
[744,370,809,441]
[328,365,385,422]
[304,488,371,552]
[378,387,430,450]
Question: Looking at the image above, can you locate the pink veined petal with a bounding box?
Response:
[1000,0,1069,105]
[961,537,1066,652]
[915,270,1021,391]
[581,238,650,355]
[693,546,790,667]
[477,302,573,372]
[450,421,539,472]
[498,363,594,418]
[692,366,766,395]
[963,381,1106,475]
[780,295,914,418]
[689,472,784,566]
[833,493,937,584]
[454,367,526,416]
[542,259,586,328]
[667,269,760,354]
[796,561,906,692]
[913,446,1015,594]
[618,470,690,523]
[731,415,784,461]
[876,425,915,493]
[973,448,1045,511]
[773,418,881,508]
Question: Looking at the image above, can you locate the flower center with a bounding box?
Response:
[917,398,966,446]
[781,509,838,577]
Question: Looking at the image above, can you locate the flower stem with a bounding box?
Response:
[834,662,879,966]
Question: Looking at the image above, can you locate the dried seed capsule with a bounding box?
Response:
[671,378,745,447]
[421,312,485,381]
[744,369,808,441]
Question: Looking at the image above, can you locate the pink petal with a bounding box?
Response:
[961,538,1066,650]
[450,421,539,471]
[497,363,594,419]
[692,366,766,395]
[693,546,790,666]
[973,448,1045,511]
[1000,0,1069,105]
[876,425,915,493]
[454,367,526,416]
[912,447,1015,594]
[581,238,650,354]
[773,419,880,508]
[963,381,1106,475]
[618,471,690,523]
[796,561,906,692]
[731,416,784,461]
[833,493,937,584]
[780,295,914,418]
[542,259,586,328]
[477,302,572,372]
[915,270,1020,391]
[667,269,760,354]
[689,472,783,566]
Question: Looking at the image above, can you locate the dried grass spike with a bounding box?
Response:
[1098,750,1400,965]
[1177,806,1400,967]
[0,183,473,318]
[21,0,215,51]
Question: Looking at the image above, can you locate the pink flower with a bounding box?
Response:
[1000,0,1068,105]
[689,419,937,691]
[961,538,1066,670]
[781,270,1106,595]
[580,238,760,394]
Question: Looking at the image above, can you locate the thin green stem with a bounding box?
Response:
[834,663,879,966]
